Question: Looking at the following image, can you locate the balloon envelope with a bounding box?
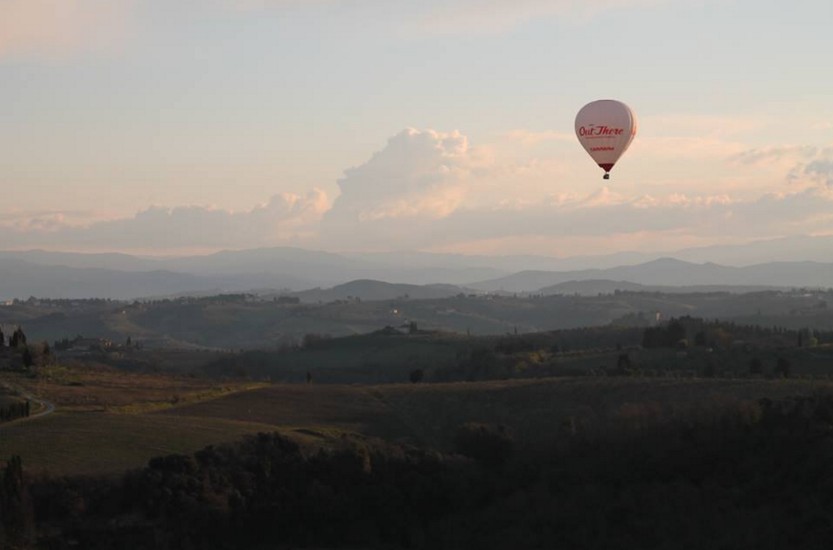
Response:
[575,100,637,178]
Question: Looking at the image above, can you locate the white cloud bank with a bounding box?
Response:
[0,191,328,252]
[2,127,832,256]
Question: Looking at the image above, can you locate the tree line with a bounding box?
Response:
[7,391,833,548]
[0,326,55,370]
[0,400,30,423]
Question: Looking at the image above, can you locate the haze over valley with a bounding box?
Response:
[2,234,833,300]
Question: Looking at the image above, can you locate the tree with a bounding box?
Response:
[9,327,26,349]
[775,357,792,378]
[21,347,34,369]
[616,353,632,375]
[1,455,34,548]
[666,320,686,346]
[409,368,424,384]
[749,357,763,375]
[0,327,4,347]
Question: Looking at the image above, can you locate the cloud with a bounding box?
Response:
[3,126,832,256]
[0,190,328,251]
[399,187,833,252]
[320,128,484,247]
[0,0,135,61]
[317,128,833,252]
[732,145,820,167]
[317,129,833,252]
[731,145,833,188]
[803,158,833,187]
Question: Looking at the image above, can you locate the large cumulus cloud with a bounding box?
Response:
[314,128,833,253]
[320,128,481,249]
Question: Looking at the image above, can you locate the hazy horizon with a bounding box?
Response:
[2,0,832,258]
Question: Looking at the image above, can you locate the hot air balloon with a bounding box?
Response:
[575,99,637,179]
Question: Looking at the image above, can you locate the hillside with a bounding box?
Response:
[4,288,833,350]
[292,279,469,303]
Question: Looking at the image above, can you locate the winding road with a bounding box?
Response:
[0,384,55,428]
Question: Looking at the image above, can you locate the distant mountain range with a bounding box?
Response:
[470,258,833,293]
[0,237,832,300]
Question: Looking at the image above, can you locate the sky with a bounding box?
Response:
[1,0,832,258]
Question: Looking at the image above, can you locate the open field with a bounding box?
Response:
[160,383,411,438]
[2,372,833,477]
[0,411,280,476]
[2,364,265,412]
[0,365,274,476]
[162,377,833,450]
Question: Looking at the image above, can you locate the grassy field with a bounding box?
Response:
[162,377,833,450]
[5,364,833,478]
[0,366,273,476]
[3,364,264,412]
[159,383,411,439]
[0,411,280,476]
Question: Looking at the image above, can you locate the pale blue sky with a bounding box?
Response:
[1,0,832,256]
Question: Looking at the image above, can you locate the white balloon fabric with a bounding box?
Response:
[575,100,638,179]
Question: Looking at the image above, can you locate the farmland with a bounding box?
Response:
[5,372,833,477]
[3,303,833,549]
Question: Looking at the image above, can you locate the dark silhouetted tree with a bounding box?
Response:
[666,320,686,346]
[9,327,26,349]
[1,455,33,548]
[21,347,34,368]
[749,357,763,375]
[616,353,632,375]
[775,357,792,378]
[409,368,424,383]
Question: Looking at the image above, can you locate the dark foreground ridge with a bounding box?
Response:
[5,392,833,549]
